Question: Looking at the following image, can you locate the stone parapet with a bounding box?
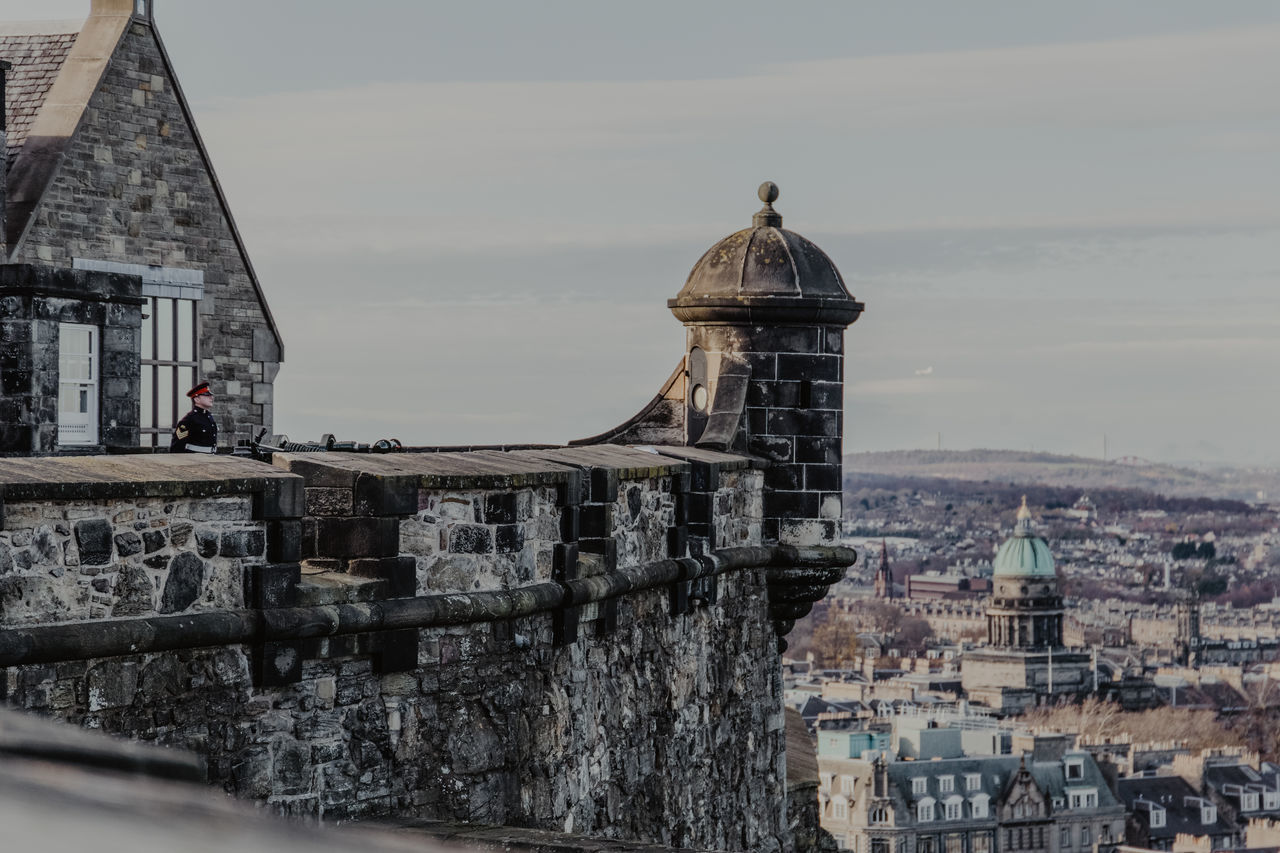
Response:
[0,449,853,850]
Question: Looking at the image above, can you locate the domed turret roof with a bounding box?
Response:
[668,182,864,326]
[992,496,1056,578]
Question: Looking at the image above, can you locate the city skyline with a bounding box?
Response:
[9,1,1280,465]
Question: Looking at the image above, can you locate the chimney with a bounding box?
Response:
[89,0,154,25]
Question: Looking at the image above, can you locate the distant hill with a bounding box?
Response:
[844,450,1280,504]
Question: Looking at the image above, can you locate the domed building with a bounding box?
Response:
[961,499,1094,714]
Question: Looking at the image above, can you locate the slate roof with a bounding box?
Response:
[1204,762,1280,816]
[887,753,1122,814]
[1117,775,1237,841]
[888,755,1020,806]
[0,25,78,162]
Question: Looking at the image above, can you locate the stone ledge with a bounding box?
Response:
[0,455,301,503]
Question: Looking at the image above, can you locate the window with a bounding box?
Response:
[972,832,991,853]
[872,839,890,853]
[1081,827,1091,847]
[945,833,964,853]
[58,323,99,445]
[965,774,982,792]
[871,807,889,825]
[833,798,848,820]
[919,837,936,853]
[1066,757,1084,781]
[139,295,199,447]
[1243,793,1260,811]
[945,797,962,821]
[939,776,955,793]
[842,776,855,795]
[1201,805,1216,824]
[1150,805,1166,828]
[1068,789,1098,810]
[913,777,928,795]
[970,794,989,819]
[1265,792,1279,810]
[918,798,936,822]
[1062,827,1071,848]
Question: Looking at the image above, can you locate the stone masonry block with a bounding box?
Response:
[588,467,619,504]
[483,493,518,525]
[246,563,300,609]
[266,519,302,563]
[348,556,416,598]
[447,524,492,555]
[578,503,613,539]
[254,477,304,520]
[315,517,399,558]
[354,473,417,517]
[776,353,840,382]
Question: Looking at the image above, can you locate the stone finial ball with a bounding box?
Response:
[758,181,779,204]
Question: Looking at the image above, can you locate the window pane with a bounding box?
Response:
[141,297,154,360]
[157,367,173,428]
[140,431,154,447]
[156,298,174,361]
[141,364,153,428]
[177,366,193,405]
[177,299,194,362]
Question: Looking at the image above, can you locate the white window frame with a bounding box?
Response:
[833,797,849,820]
[965,773,982,792]
[918,797,935,822]
[1243,793,1260,812]
[58,323,99,445]
[1150,805,1166,828]
[842,776,855,795]
[912,777,928,795]
[970,793,989,819]
[938,775,954,793]
[944,796,963,821]
[1202,804,1216,824]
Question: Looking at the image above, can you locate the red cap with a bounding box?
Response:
[186,381,212,398]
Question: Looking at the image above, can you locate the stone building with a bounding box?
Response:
[818,750,1124,853]
[962,500,1093,713]
[0,0,281,454]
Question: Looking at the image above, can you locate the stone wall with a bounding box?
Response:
[0,450,837,852]
[0,264,143,453]
[10,20,280,444]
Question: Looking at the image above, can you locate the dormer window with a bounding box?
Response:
[1068,788,1098,810]
[966,773,982,792]
[1202,804,1217,824]
[1265,792,1279,810]
[938,775,955,793]
[970,793,990,819]
[918,798,936,822]
[842,776,855,795]
[944,796,963,820]
[1065,757,1085,780]
[1150,805,1166,828]
[1243,793,1260,811]
[912,777,927,795]
[871,806,890,825]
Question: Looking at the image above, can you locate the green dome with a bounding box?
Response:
[993,535,1056,578]
[992,497,1056,578]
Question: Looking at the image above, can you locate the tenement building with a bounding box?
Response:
[0,0,281,454]
[961,500,1092,713]
[818,750,1125,853]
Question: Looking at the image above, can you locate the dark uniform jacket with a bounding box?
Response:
[171,408,217,453]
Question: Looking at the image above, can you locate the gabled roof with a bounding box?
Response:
[0,3,282,355]
[0,22,78,162]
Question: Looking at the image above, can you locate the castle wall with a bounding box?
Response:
[0,450,810,852]
[10,20,279,444]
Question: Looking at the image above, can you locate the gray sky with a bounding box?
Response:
[11,1,1280,464]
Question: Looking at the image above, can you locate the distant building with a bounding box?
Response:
[961,499,1093,714]
[877,539,895,600]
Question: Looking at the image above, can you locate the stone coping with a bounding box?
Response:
[0,454,299,502]
[273,445,752,490]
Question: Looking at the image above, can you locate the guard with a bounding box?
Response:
[171,381,217,453]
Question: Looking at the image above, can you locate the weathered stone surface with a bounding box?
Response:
[74,519,113,565]
[111,564,154,616]
[114,531,142,557]
[159,552,204,613]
